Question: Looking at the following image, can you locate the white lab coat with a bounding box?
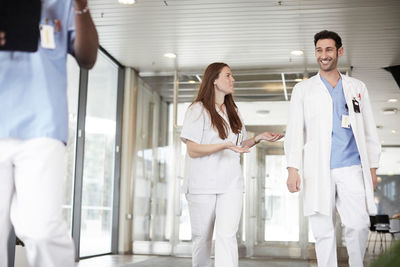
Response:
[284,73,381,216]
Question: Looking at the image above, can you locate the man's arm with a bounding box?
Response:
[360,83,381,190]
[74,0,99,69]
[370,168,378,191]
[361,83,381,167]
[284,84,305,193]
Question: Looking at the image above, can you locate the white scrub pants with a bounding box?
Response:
[186,190,243,267]
[309,165,369,267]
[0,138,75,267]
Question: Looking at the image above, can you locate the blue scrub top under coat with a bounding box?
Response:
[0,0,75,144]
[320,76,361,169]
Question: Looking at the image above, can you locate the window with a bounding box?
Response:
[264,155,299,241]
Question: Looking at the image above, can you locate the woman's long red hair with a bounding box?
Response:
[193,62,242,139]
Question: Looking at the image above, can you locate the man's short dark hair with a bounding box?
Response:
[314,30,342,49]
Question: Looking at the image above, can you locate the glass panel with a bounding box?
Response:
[175,103,192,241]
[179,193,192,241]
[152,145,170,240]
[376,147,400,216]
[63,55,80,234]
[133,147,152,241]
[132,81,174,244]
[264,155,299,241]
[179,142,191,241]
[79,52,118,257]
[132,83,154,242]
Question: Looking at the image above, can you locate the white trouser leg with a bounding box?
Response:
[3,138,75,267]
[334,165,369,267]
[186,194,216,267]
[0,141,15,267]
[309,174,337,267]
[214,190,243,267]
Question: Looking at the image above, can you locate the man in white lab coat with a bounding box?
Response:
[284,30,381,267]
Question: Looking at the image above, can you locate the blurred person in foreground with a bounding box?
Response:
[0,0,98,266]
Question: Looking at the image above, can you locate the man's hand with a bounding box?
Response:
[370,168,378,191]
[287,167,301,193]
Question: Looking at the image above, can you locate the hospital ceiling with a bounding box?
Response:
[89,0,400,146]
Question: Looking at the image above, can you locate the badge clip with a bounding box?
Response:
[352,98,360,113]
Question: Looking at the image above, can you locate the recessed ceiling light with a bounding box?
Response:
[118,0,136,4]
[388,98,398,103]
[382,108,398,115]
[391,130,397,134]
[188,80,196,84]
[256,110,270,115]
[164,53,176,58]
[291,50,304,56]
[295,78,303,82]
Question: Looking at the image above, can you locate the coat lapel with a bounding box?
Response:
[341,75,359,138]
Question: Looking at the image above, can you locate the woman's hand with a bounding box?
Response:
[225,142,250,154]
[256,132,284,143]
[241,132,284,148]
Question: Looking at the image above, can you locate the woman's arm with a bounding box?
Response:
[242,132,284,148]
[186,140,250,158]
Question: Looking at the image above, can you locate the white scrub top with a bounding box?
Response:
[180,102,247,194]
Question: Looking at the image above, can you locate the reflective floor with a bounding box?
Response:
[14,244,382,267]
[76,255,357,267]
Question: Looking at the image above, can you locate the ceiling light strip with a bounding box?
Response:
[281,73,288,101]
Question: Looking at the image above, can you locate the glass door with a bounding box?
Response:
[64,55,80,233]
[79,53,119,257]
[263,154,299,242]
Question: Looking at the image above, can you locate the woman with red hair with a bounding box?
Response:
[181,62,283,267]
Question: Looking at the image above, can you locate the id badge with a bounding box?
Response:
[40,24,56,49]
[341,115,350,128]
[236,132,243,146]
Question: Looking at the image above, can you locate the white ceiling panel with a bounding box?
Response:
[88,0,400,145]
